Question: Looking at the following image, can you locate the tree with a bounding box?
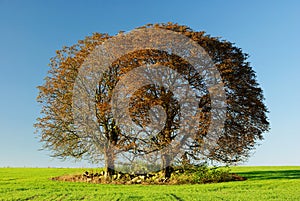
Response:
[35,23,269,179]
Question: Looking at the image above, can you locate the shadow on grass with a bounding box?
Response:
[237,170,300,180]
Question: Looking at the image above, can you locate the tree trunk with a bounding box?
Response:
[104,145,115,179]
[162,154,172,179]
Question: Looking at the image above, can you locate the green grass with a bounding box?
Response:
[0,166,299,200]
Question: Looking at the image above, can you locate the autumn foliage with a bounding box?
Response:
[35,23,269,179]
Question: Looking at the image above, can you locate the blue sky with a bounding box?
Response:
[0,0,299,167]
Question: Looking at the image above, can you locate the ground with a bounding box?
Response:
[0,166,299,200]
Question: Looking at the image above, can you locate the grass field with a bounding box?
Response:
[0,166,299,200]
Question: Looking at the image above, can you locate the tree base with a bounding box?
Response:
[51,167,246,185]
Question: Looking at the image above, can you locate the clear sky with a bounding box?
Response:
[0,0,299,167]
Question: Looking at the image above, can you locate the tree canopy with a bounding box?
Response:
[35,23,269,178]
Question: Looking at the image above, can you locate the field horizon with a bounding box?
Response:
[1,166,299,200]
